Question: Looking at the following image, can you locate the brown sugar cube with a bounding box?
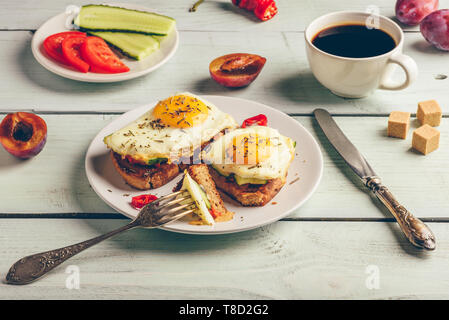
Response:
[387,111,410,139]
[417,100,442,127]
[412,124,440,155]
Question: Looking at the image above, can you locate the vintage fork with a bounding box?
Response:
[5,190,196,285]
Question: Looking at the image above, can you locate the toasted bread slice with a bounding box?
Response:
[186,164,234,222]
[108,129,228,190]
[175,164,234,222]
[209,167,285,206]
[110,151,180,190]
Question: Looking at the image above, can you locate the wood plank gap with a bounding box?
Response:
[281,217,448,222]
[0,213,125,219]
[289,113,449,117]
[0,29,423,34]
[0,213,447,223]
[0,110,125,115]
[0,29,34,32]
[4,111,449,117]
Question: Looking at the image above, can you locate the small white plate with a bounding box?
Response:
[31,3,179,83]
[85,96,323,234]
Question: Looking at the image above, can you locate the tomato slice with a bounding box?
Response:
[80,37,130,74]
[43,31,86,65]
[61,36,90,73]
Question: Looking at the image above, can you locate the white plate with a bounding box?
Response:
[85,96,323,234]
[31,3,179,83]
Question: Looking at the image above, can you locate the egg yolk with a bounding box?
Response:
[226,133,272,165]
[152,95,209,128]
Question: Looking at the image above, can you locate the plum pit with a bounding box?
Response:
[0,112,47,159]
[13,121,33,142]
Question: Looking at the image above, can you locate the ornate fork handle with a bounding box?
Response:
[365,177,436,250]
[6,221,139,285]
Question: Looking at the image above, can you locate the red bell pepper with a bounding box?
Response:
[241,114,268,128]
[131,194,158,209]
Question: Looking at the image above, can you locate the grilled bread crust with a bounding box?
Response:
[209,167,285,206]
[186,164,233,221]
[108,129,228,190]
[110,151,180,190]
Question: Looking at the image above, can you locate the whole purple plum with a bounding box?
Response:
[420,9,449,50]
[396,0,438,26]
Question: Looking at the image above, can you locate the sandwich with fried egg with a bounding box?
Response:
[177,164,234,225]
[201,125,295,206]
[104,93,237,189]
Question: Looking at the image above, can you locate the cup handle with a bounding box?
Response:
[379,53,418,90]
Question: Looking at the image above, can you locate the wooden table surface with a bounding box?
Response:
[1,0,449,299]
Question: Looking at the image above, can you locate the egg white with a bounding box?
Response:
[104,92,237,163]
[202,126,295,181]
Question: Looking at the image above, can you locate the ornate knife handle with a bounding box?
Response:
[6,222,137,285]
[365,177,436,250]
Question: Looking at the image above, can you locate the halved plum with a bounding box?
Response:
[0,112,47,159]
[209,53,266,88]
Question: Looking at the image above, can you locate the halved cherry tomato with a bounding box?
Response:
[131,194,158,209]
[43,31,86,65]
[209,53,266,87]
[241,114,268,128]
[80,37,130,74]
[61,36,90,73]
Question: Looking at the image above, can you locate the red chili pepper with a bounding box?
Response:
[131,194,158,209]
[232,0,278,21]
[254,0,278,21]
[241,114,268,128]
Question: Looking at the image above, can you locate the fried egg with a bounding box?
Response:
[202,126,295,181]
[104,93,237,164]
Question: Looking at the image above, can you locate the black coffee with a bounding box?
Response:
[312,24,396,58]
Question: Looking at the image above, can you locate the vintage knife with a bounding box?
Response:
[313,108,436,250]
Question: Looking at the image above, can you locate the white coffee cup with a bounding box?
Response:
[305,11,418,98]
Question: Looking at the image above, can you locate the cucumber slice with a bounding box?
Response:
[152,35,166,42]
[234,175,268,185]
[182,171,214,225]
[211,164,230,177]
[74,4,176,36]
[147,158,167,166]
[88,31,160,60]
[198,186,211,210]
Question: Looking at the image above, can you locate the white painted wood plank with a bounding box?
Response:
[1,219,448,299]
[0,115,115,214]
[2,0,446,32]
[0,114,447,219]
[0,31,449,114]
